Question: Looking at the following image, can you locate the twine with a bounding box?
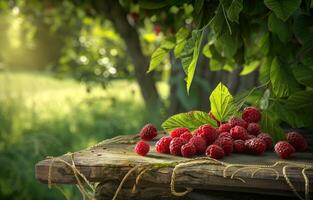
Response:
[46,152,312,200]
[47,152,95,200]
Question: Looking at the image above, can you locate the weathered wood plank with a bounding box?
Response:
[35,134,313,199]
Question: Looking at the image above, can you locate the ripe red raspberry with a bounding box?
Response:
[208,111,221,125]
[170,127,189,138]
[196,124,218,145]
[230,126,248,140]
[287,132,308,151]
[214,137,233,155]
[233,140,245,153]
[189,136,207,155]
[246,123,261,136]
[180,131,193,142]
[218,132,232,139]
[257,133,273,150]
[181,143,196,158]
[242,106,261,123]
[155,136,172,154]
[274,141,295,159]
[134,141,150,156]
[169,138,187,156]
[206,144,225,159]
[218,123,232,133]
[245,138,266,155]
[228,117,248,128]
[139,123,157,141]
[245,134,256,140]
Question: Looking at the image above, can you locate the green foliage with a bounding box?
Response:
[260,110,285,142]
[146,0,313,136]
[209,83,235,122]
[270,57,299,97]
[0,72,164,200]
[268,13,292,43]
[264,0,301,21]
[162,111,217,132]
[226,0,243,23]
[292,64,313,87]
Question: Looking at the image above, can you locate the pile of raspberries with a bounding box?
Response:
[134,107,308,159]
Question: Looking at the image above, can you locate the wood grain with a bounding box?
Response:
[35,133,313,199]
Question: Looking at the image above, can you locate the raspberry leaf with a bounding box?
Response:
[260,110,285,143]
[210,82,235,122]
[264,0,301,21]
[270,57,300,97]
[162,111,217,132]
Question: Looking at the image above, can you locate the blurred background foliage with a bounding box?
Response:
[0,0,312,199]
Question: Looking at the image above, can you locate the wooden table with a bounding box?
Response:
[35,133,313,200]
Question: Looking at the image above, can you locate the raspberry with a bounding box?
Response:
[274,141,295,159]
[287,132,308,151]
[180,131,193,142]
[170,127,189,138]
[233,140,245,153]
[139,123,157,141]
[218,132,232,139]
[245,138,266,155]
[242,106,261,123]
[169,138,187,156]
[214,137,233,155]
[257,133,273,150]
[208,111,221,125]
[230,126,248,140]
[196,124,218,145]
[218,123,232,133]
[228,117,248,128]
[155,136,172,154]
[245,134,256,140]
[181,143,196,158]
[189,136,207,155]
[134,141,150,156]
[246,123,261,136]
[206,144,225,159]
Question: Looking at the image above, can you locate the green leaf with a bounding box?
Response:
[209,82,235,122]
[174,41,187,58]
[186,36,201,93]
[174,27,190,58]
[285,90,313,113]
[227,0,243,23]
[211,6,225,36]
[260,89,270,110]
[272,102,305,128]
[260,110,285,143]
[202,43,212,58]
[292,64,313,88]
[161,111,218,132]
[148,47,168,72]
[299,37,313,66]
[259,57,272,84]
[180,30,202,93]
[268,13,292,43]
[264,0,301,21]
[270,57,299,97]
[214,28,241,59]
[293,14,313,44]
[176,27,190,43]
[161,39,175,49]
[240,61,259,76]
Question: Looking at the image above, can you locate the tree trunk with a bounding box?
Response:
[92,0,161,110]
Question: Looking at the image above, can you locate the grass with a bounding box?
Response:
[0,71,168,200]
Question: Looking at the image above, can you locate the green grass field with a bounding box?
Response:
[0,71,168,200]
